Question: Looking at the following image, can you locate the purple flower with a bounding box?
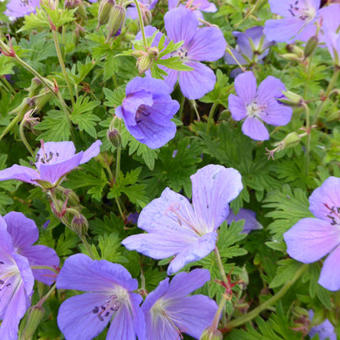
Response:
[284,176,340,291]
[162,7,226,99]
[0,140,101,187]
[309,310,336,340]
[319,4,340,65]
[228,71,293,141]
[142,269,217,339]
[116,77,179,149]
[225,26,274,67]
[226,208,262,234]
[264,0,321,42]
[56,254,145,340]
[5,0,40,19]
[122,164,243,275]
[126,0,158,19]
[0,212,59,339]
[168,0,217,19]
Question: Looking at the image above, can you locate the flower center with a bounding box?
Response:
[288,0,316,21]
[173,47,189,61]
[0,261,19,293]
[246,101,266,118]
[323,203,340,226]
[35,151,60,164]
[136,105,151,124]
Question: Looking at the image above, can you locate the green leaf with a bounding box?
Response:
[156,57,193,71]
[103,86,126,108]
[269,259,301,289]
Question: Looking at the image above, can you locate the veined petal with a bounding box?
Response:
[164,7,198,43]
[57,293,111,340]
[228,94,247,121]
[0,165,40,185]
[4,212,39,249]
[38,152,83,185]
[268,0,292,16]
[234,71,257,105]
[142,278,170,313]
[242,117,269,141]
[126,76,172,96]
[187,27,226,61]
[257,76,286,104]
[318,245,340,291]
[191,164,243,232]
[167,232,217,275]
[56,254,137,292]
[284,218,340,263]
[80,140,102,164]
[178,61,216,100]
[130,293,146,340]
[264,18,307,42]
[260,100,293,126]
[309,177,340,222]
[36,141,75,165]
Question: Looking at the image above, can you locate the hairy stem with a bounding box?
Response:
[19,118,35,157]
[133,0,147,49]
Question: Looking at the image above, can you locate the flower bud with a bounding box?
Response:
[142,7,152,25]
[107,127,121,147]
[304,36,318,58]
[286,44,304,58]
[97,0,115,27]
[136,54,153,74]
[200,327,223,340]
[20,306,45,340]
[71,214,89,236]
[281,53,302,62]
[280,90,304,106]
[106,5,126,40]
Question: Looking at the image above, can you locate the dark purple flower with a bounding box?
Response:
[126,0,158,19]
[264,0,321,42]
[162,7,226,99]
[5,0,40,19]
[284,176,340,291]
[122,164,243,275]
[116,77,179,149]
[228,71,293,141]
[0,140,101,187]
[0,212,59,339]
[309,310,336,340]
[142,269,217,339]
[226,208,262,234]
[319,4,340,65]
[56,254,145,340]
[126,212,139,225]
[225,26,274,66]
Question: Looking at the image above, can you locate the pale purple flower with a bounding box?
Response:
[228,71,293,141]
[116,77,179,149]
[264,0,321,42]
[309,310,336,340]
[225,27,274,67]
[56,254,145,340]
[0,212,59,340]
[5,0,40,19]
[142,269,217,339]
[319,4,340,65]
[0,140,101,187]
[122,164,243,275]
[284,176,340,291]
[162,7,226,99]
[226,208,262,234]
[126,0,158,19]
[168,0,217,19]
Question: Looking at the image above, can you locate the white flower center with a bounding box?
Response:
[288,0,316,21]
[246,101,266,119]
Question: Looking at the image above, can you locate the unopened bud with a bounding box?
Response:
[107,127,121,147]
[106,5,126,40]
[304,36,318,58]
[20,306,45,340]
[71,214,89,236]
[142,8,152,25]
[98,0,115,27]
[286,44,304,58]
[137,54,153,74]
[281,53,302,62]
[26,77,43,97]
[280,90,304,106]
[200,327,223,340]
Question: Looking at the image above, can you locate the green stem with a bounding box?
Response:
[133,0,147,49]
[222,264,308,332]
[19,118,35,157]
[31,265,59,274]
[226,46,246,72]
[36,283,56,308]
[80,235,95,259]
[1,76,15,95]
[302,102,311,176]
[114,143,125,220]
[313,68,340,122]
[235,0,266,28]
[179,94,185,121]
[52,29,75,107]
[208,102,218,127]
[0,113,23,141]
[214,246,228,286]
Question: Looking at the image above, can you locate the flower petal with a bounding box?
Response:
[0,165,40,185]
[56,254,137,292]
[187,26,226,61]
[228,94,247,121]
[168,232,217,275]
[142,278,170,312]
[234,71,257,105]
[226,208,262,234]
[257,76,286,104]
[20,245,59,285]
[191,164,243,232]
[178,61,216,99]
[260,100,293,126]
[241,117,269,141]
[80,140,102,164]
[57,293,111,340]
[126,76,172,96]
[164,7,198,43]
[284,218,340,263]
[319,245,340,291]
[264,18,307,42]
[309,176,340,222]
[4,212,39,249]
